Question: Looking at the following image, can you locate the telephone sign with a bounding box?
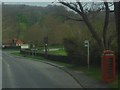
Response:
[101,50,116,83]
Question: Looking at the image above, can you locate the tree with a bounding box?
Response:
[58,0,116,50]
[114,1,120,72]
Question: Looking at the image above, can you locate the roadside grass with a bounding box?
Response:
[68,65,118,88]
[2,49,20,51]
[11,51,118,88]
[37,45,67,56]
[37,45,64,53]
[69,65,102,80]
[11,52,22,56]
[48,49,67,56]
[11,51,72,67]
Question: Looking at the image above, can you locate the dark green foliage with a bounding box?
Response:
[63,37,104,66]
[89,44,101,66]
[63,37,87,65]
[16,13,28,23]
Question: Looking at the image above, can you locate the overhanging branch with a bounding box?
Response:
[65,17,84,21]
[108,33,117,48]
[61,14,83,21]
[58,1,82,15]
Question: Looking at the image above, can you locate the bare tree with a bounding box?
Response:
[58,0,116,50]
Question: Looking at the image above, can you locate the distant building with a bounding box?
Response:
[2,38,24,47]
[13,38,24,46]
[15,39,24,46]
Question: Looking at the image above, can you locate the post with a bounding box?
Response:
[87,41,90,69]
[44,37,48,58]
[45,44,48,57]
[84,40,90,69]
[32,42,35,56]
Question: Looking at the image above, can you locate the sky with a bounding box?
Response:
[1,0,119,3]
[2,0,57,2]
[1,0,118,7]
[1,0,119,7]
[3,2,54,7]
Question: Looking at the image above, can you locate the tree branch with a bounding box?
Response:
[60,14,83,21]
[103,2,110,49]
[65,16,84,21]
[108,33,117,49]
[59,1,102,47]
[59,1,82,15]
[76,1,84,13]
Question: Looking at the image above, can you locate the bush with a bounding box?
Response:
[89,44,101,66]
[63,37,103,66]
[63,37,87,65]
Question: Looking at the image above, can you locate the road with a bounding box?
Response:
[0,50,2,89]
[2,51,81,88]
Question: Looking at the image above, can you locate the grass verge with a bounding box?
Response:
[48,49,67,56]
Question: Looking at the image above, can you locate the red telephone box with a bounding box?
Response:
[101,50,116,83]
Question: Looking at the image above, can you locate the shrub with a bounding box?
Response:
[63,37,87,65]
[63,37,103,66]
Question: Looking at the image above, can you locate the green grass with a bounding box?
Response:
[11,52,23,56]
[67,65,119,88]
[48,49,67,56]
[36,45,64,53]
[108,74,119,88]
[70,65,102,79]
[11,52,118,88]
[37,45,67,56]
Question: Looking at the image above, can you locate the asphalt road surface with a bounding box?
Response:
[2,51,82,88]
[0,50,2,89]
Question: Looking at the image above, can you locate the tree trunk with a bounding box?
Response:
[103,2,110,50]
[114,2,120,72]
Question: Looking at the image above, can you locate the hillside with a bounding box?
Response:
[2,3,116,48]
[2,4,81,45]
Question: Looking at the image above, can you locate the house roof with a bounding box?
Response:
[15,39,24,44]
[2,38,24,45]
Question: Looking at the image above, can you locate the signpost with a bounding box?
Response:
[44,37,48,57]
[84,40,90,69]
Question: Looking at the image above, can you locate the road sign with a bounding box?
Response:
[84,40,90,69]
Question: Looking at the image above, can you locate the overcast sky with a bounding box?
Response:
[3,2,54,7]
[1,0,60,6]
[2,0,56,2]
[2,0,118,3]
